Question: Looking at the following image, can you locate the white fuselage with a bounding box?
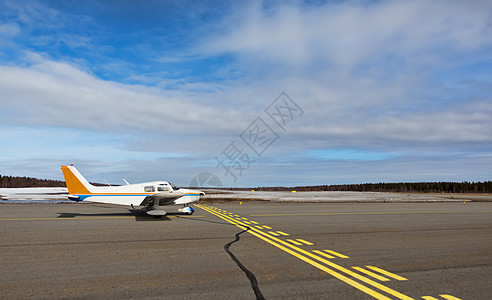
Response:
[73,181,201,206]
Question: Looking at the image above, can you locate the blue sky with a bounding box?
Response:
[0,0,491,187]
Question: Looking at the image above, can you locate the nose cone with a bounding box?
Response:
[189,189,204,196]
[193,190,205,199]
[182,189,205,199]
[192,190,205,202]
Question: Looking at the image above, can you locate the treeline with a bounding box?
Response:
[251,181,492,193]
[0,175,66,188]
[0,174,112,188]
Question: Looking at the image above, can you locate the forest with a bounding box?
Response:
[0,175,66,188]
[1,174,491,193]
[249,181,492,193]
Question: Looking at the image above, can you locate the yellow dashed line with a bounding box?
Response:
[352,267,390,281]
[296,239,314,246]
[313,250,335,259]
[263,225,272,229]
[250,221,259,224]
[197,205,419,300]
[366,266,407,281]
[255,226,264,229]
[286,239,303,246]
[440,295,462,300]
[422,297,439,300]
[325,250,349,258]
[268,231,280,236]
[197,204,394,300]
[276,231,289,236]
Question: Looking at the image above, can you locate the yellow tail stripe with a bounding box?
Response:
[61,165,91,195]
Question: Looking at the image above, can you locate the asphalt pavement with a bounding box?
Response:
[1,201,491,299]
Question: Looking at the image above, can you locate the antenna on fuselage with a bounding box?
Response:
[103,179,112,187]
[122,179,130,185]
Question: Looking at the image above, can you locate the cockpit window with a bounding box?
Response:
[169,182,180,190]
[144,185,155,192]
[157,186,170,192]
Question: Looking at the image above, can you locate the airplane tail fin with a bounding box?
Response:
[61,165,95,195]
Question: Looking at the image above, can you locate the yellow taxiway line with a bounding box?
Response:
[196,204,463,300]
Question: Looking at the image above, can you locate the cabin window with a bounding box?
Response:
[157,186,169,192]
[144,185,155,192]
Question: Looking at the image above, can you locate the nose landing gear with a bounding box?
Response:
[178,206,195,215]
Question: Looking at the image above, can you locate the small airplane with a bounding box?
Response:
[61,165,204,216]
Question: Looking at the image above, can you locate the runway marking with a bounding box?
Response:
[250,210,492,217]
[250,221,259,224]
[422,296,462,300]
[197,205,394,300]
[286,239,304,246]
[439,295,462,300]
[325,250,350,258]
[197,204,412,300]
[198,204,466,300]
[276,231,289,236]
[366,266,407,281]
[313,250,335,259]
[255,225,265,229]
[243,221,251,224]
[353,267,390,281]
[262,225,272,229]
[296,239,314,246]
[268,231,280,236]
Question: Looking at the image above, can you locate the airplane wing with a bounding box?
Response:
[139,190,185,207]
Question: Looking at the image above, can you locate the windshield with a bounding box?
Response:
[169,182,180,190]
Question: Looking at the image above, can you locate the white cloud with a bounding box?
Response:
[0,23,20,37]
[0,0,491,185]
[0,54,251,136]
[202,1,492,71]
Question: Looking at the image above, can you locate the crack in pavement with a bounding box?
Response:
[225,227,265,300]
